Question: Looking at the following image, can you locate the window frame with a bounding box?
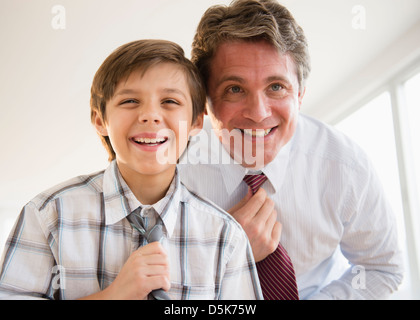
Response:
[328,60,420,299]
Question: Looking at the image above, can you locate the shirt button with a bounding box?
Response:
[143,207,154,217]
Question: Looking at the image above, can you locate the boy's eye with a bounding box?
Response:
[162,99,180,105]
[120,99,138,105]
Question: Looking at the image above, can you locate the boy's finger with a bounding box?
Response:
[136,241,166,256]
[142,264,170,277]
[142,253,170,267]
[148,275,171,293]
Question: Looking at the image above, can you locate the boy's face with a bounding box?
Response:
[94,63,203,183]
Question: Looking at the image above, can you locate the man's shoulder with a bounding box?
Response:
[179,183,244,231]
[180,183,228,217]
[295,114,370,170]
[297,113,350,147]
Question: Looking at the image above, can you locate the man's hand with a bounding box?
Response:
[229,188,282,262]
[80,242,170,300]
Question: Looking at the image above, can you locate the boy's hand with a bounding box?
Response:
[82,242,170,300]
[229,188,282,262]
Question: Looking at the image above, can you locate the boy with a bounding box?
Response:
[0,40,262,300]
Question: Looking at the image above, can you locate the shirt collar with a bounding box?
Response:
[152,170,180,238]
[261,139,292,193]
[219,162,248,196]
[217,130,293,196]
[102,160,179,238]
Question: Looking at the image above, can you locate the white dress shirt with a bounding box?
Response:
[0,160,262,300]
[179,114,404,300]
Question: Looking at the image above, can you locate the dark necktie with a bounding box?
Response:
[243,174,299,300]
[127,208,171,300]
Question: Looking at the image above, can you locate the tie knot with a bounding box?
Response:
[243,174,267,195]
[127,208,164,243]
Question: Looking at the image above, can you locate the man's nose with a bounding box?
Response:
[241,92,272,123]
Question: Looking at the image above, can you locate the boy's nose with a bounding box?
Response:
[138,104,162,124]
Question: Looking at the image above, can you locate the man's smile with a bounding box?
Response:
[236,126,278,138]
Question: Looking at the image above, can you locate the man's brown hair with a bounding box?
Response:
[191,0,311,91]
[90,39,206,161]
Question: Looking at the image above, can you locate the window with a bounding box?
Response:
[335,92,409,298]
[335,92,405,241]
[404,73,420,204]
[334,71,420,299]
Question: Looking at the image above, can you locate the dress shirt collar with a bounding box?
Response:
[102,160,179,238]
[216,129,294,196]
[260,137,292,194]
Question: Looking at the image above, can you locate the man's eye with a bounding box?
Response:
[228,86,242,94]
[271,83,282,91]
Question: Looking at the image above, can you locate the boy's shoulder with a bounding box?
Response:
[29,169,105,211]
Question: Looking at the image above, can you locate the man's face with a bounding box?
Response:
[207,40,305,168]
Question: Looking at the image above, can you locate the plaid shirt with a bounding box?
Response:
[0,161,262,300]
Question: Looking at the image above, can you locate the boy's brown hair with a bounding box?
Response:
[90,39,206,161]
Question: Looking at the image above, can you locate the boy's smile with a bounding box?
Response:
[93,62,203,202]
[130,132,169,151]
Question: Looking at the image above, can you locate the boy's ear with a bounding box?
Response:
[189,113,204,137]
[92,111,108,136]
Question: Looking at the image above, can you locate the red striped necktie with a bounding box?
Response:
[243,174,299,300]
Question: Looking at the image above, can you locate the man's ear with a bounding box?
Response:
[92,111,108,136]
[298,87,306,110]
[189,112,204,137]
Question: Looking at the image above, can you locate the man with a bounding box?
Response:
[179,0,403,299]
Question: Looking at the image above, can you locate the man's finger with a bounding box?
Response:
[251,196,275,226]
[271,221,282,247]
[230,187,267,221]
[228,188,253,214]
